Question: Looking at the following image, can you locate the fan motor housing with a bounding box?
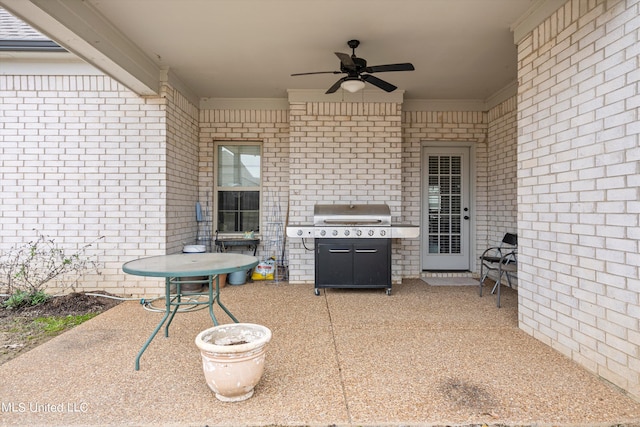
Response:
[341,57,367,74]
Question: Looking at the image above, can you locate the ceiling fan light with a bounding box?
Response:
[340,78,365,93]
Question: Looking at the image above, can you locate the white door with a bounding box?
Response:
[422,147,471,270]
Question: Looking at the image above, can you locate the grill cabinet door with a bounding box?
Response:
[353,240,390,286]
[316,241,353,286]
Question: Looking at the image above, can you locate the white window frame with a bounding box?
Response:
[213,141,262,237]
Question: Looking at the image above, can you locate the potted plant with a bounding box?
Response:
[195,323,271,402]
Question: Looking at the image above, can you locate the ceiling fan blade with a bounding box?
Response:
[325,77,346,94]
[291,71,342,76]
[335,52,356,70]
[366,63,415,73]
[361,74,397,92]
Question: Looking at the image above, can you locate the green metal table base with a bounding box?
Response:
[134,275,238,371]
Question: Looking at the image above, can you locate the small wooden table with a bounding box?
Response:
[122,253,258,370]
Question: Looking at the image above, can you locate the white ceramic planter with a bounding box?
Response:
[195,323,272,402]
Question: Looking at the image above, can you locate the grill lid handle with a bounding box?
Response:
[322,219,382,225]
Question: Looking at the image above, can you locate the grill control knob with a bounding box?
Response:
[297,229,303,236]
[344,229,350,236]
[368,229,375,236]
[356,229,362,236]
[332,230,338,236]
[380,229,386,237]
[320,229,326,237]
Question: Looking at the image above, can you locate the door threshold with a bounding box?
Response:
[421,271,475,279]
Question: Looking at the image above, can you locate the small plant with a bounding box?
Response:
[2,290,50,310]
[3,290,29,310]
[0,232,104,306]
[28,290,50,306]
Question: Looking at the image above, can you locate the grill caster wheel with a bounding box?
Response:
[386,288,392,296]
[314,288,320,296]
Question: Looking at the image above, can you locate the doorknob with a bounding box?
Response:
[464,216,470,220]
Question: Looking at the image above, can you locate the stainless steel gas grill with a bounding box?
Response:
[286,203,419,295]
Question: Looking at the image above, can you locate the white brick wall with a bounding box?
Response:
[288,101,403,283]
[0,74,191,297]
[164,84,201,254]
[476,95,522,281]
[487,97,518,244]
[517,0,639,400]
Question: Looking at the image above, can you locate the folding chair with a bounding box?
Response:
[479,233,517,307]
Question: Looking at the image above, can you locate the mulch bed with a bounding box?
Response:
[0,291,122,318]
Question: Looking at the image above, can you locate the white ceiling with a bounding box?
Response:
[2,0,543,101]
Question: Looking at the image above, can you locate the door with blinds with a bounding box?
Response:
[422,147,471,270]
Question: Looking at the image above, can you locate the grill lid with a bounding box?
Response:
[313,204,391,227]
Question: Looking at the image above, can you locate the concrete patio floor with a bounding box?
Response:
[1,278,640,427]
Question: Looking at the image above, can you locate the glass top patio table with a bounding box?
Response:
[122,253,259,370]
[123,253,259,277]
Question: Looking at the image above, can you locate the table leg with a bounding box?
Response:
[135,277,173,371]
[496,266,503,308]
[217,301,239,323]
[164,288,182,337]
[216,275,239,323]
[208,275,218,326]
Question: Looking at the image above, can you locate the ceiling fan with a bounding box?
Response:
[291,39,415,94]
